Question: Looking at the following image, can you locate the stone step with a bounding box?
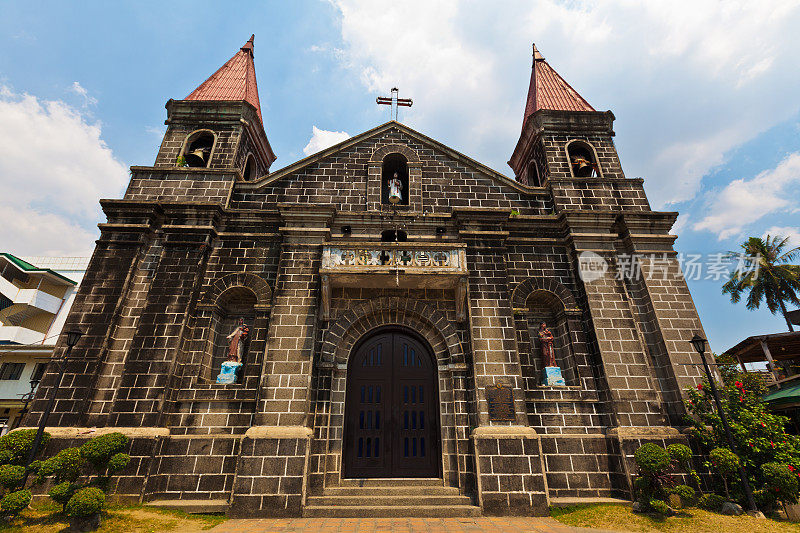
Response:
[338,477,443,487]
[322,485,462,496]
[307,494,473,506]
[549,496,631,507]
[302,505,481,518]
[145,499,228,514]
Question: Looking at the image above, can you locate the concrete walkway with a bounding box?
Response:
[208,517,617,532]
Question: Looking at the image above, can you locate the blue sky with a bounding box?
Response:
[1,1,799,353]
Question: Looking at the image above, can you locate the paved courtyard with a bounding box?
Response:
[208,517,614,532]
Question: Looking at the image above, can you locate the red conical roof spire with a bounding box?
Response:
[523,43,594,122]
[186,34,263,122]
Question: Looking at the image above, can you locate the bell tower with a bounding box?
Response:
[154,35,276,180]
[508,44,622,187]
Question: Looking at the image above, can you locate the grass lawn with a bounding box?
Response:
[0,500,226,532]
[551,503,800,532]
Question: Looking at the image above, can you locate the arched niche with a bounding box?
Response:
[204,286,256,383]
[565,139,601,178]
[381,153,409,206]
[180,129,217,168]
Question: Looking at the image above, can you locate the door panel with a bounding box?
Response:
[344,330,439,478]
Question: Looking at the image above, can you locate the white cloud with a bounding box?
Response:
[694,152,800,240]
[328,0,800,207]
[0,86,128,255]
[303,125,351,156]
[70,81,97,107]
[763,226,800,248]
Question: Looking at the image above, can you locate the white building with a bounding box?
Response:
[0,255,89,432]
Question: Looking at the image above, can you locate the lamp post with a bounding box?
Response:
[11,377,41,431]
[21,329,82,482]
[690,333,758,513]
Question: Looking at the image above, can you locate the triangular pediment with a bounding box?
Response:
[245,121,534,194]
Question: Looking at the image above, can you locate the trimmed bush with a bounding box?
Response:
[80,433,128,470]
[106,453,130,474]
[666,444,692,467]
[0,429,49,465]
[48,481,77,510]
[649,498,671,515]
[698,493,725,511]
[635,443,671,475]
[37,447,83,483]
[0,465,24,489]
[0,489,31,516]
[65,487,105,518]
[672,484,696,506]
[709,447,739,476]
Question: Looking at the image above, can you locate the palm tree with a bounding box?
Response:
[722,235,800,331]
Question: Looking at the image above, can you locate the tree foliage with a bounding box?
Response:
[722,234,800,331]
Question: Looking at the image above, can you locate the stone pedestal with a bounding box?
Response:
[543,366,565,386]
[216,361,242,384]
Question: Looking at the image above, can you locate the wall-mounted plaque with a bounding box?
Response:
[486,384,515,421]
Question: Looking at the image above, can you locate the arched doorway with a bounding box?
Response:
[343,328,440,478]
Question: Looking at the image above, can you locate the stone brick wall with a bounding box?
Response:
[473,428,548,515]
[230,429,311,517]
[125,168,235,205]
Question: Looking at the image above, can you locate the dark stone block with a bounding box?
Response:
[498,439,523,456]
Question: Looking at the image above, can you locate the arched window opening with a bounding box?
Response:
[381,154,409,205]
[526,159,542,187]
[243,154,256,181]
[567,141,599,178]
[526,290,577,386]
[182,131,215,168]
[207,286,256,384]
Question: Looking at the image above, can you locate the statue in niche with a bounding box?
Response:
[387,172,403,204]
[226,317,249,363]
[538,321,565,386]
[217,318,249,384]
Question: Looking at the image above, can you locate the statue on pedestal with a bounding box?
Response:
[387,172,403,204]
[538,322,565,386]
[216,318,249,384]
[538,322,555,367]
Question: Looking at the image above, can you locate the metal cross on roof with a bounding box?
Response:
[376,87,412,121]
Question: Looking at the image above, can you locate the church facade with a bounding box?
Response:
[26,36,710,517]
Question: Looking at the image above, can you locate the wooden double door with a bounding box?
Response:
[343,329,440,478]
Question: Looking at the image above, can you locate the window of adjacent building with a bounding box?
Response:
[181,130,216,168]
[0,363,25,380]
[381,153,409,206]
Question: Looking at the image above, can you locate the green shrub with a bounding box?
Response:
[635,443,671,475]
[0,489,31,516]
[709,447,739,476]
[0,429,49,465]
[698,493,725,511]
[672,484,696,506]
[48,481,77,510]
[759,462,799,511]
[80,433,128,471]
[649,498,670,515]
[666,444,692,467]
[0,464,24,489]
[37,447,83,483]
[65,487,105,518]
[106,453,130,473]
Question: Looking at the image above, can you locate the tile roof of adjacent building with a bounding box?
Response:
[185,34,263,123]
[523,43,594,121]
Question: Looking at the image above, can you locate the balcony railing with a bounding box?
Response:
[321,242,467,275]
